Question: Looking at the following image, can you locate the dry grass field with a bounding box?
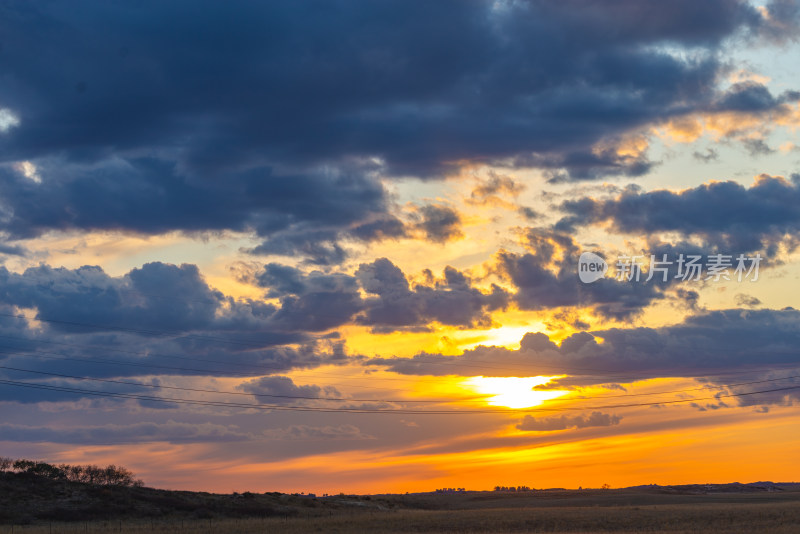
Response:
[4,487,800,533]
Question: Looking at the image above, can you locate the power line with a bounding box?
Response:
[2,364,798,405]
[0,315,639,379]
[5,340,795,388]
[3,311,799,405]
[571,374,800,399]
[2,333,799,405]
[1,377,797,414]
[0,345,447,395]
[2,329,797,387]
[0,365,483,404]
[0,327,670,386]
[0,311,722,379]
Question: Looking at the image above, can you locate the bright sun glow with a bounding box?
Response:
[466,376,569,409]
[464,326,537,350]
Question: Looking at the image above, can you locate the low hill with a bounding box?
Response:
[3,470,800,527]
[0,471,355,524]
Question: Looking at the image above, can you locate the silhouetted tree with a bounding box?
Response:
[4,457,142,486]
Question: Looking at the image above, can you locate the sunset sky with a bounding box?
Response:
[1,0,800,494]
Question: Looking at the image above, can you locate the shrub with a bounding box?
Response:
[0,457,13,471]
[4,457,143,486]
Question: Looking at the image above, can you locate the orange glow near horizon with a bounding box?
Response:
[42,404,797,495]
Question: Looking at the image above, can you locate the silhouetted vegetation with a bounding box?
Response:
[493,485,532,492]
[0,457,142,487]
[2,458,800,530]
[2,476,800,532]
[0,467,297,524]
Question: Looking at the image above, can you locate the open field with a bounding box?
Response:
[3,473,800,534]
[3,500,800,534]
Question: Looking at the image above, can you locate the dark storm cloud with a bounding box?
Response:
[0,260,361,338]
[0,262,363,400]
[557,174,800,253]
[0,262,223,333]
[493,228,671,319]
[0,254,515,406]
[368,308,800,384]
[414,205,464,243]
[0,160,391,265]
[349,216,408,242]
[0,161,369,259]
[713,81,800,113]
[355,258,509,331]
[0,375,158,405]
[0,1,797,261]
[519,149,655,183]
[0,322,351,403]
[517,411,622,432]
[252,264,364,331]
[246,258,510,332]
[238,375,341,405]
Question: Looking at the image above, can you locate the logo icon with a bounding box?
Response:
[578,252,607,283]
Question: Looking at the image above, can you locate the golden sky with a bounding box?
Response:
[1,0,799,493]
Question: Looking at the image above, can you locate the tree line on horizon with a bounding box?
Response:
[0,457,143,487]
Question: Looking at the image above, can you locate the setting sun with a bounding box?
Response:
[466,376,569,409]
[2,3,799,523]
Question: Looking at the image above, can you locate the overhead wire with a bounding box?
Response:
[0,377,797,414]
[1,310,798,404]
[1,364,798,407]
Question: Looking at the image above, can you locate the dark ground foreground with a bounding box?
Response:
[2,472,800,533]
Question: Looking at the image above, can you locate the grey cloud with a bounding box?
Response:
[742,138,775,156]
[367,308,800,392]
[247,258,509,334]
[257,266,364,332]
[355,258,509,331]
[557,174,800,254]
[469,173,524,204]
[0,421,253,444]
[237,376,341,405]
[517,411,621,432]
[735,293,761,307]
[349,216,408,242]
[261,424,373,441]
[251,260,510,332]
[250,258,508,331]
[415,205,463,243]
[692,148,719,162]
[494,228,669,319]
[0,0,795,264]
[0,261,365,402]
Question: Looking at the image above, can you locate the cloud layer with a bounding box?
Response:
[1,1,798,261]
[558,174,800,253]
